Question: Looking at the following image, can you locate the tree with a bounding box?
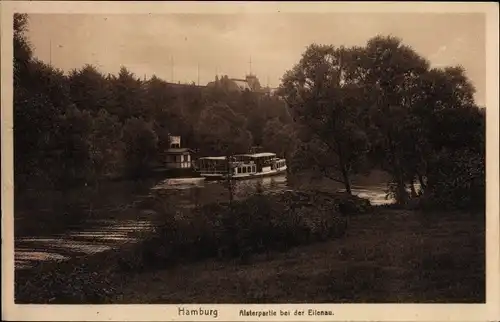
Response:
[56,106,94,184]
[14,57,76,188]
[262,117,297,159]
[413,66,485,209]
[195,103,253,156]
[88,109,125,178]
[122,117,159,177]
[14,13,32,86]
[68,65,112,115]
[359,35,430,204]
[278,44,370,194]
[108,67,146,121]
[415,66,481,152]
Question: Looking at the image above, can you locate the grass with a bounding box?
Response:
[15,190,484,304]
[114,209,484,303]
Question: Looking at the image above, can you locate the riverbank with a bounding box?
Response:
[15,190,484,303]
[116,209,484,303]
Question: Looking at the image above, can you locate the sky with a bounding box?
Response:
[27,12,486,106]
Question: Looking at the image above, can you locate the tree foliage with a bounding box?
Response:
[14,15,291,190]
[14,15,485,211]
[279,36,484,209]
[279,44,370,193]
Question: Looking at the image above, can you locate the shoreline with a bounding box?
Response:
[14,188,485,304]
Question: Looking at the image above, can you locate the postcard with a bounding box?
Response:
[1,1,499,321]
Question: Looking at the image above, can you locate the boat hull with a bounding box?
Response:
[199,166,287,181]
[160,168,202,179]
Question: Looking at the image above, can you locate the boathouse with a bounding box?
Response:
[165,136,195,169]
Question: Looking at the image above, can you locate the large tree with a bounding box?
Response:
[278,44,370,194]
[68,65,112,115]
[14,14,77,187]
[122,117,159,177]
[108,67,147,121]
[359,35,430,203]
[195,103,253,156]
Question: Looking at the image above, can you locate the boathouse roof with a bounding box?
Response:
[165,148,194,154]
[251,152,276,158]
[199,156,226,160]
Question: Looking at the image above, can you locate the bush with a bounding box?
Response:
[424,148,485,211]
[16,254,119,304]
[120,190,369,271]
[334,193,373,216]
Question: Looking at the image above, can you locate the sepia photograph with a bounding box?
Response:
[2,1,499,321]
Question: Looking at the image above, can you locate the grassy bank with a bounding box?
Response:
[116,209,484,303]
[15,190,367,303]
[15,190,484,303]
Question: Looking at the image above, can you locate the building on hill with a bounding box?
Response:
[245,74,261,91]
[161,73,278,96]
[206,74,272,94]
[227,78,252,91]
[165,81,206,91]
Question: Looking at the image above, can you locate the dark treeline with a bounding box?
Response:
[14,14,292,190]
[14,14,485,210]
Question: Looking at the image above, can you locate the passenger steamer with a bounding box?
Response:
[197,152,287,180]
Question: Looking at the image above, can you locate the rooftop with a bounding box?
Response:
[199,156,227,160]
[235,152,277,158]
[166,148,194,154]
[229,79,251,91]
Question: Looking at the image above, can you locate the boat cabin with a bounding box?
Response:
[165,136,195,169]
[234,152,277,172]
[197,152,287,180]
[197,156,228,175]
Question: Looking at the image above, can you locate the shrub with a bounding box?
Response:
[15,255,119,304]
[334,194,373,216]
[424,148,485,211]
[120,190,368,271]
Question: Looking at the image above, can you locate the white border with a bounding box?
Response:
[2,2,499,321]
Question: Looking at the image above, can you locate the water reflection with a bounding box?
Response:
[15,174,393,269]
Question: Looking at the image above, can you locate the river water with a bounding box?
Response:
[14,174,393,270]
